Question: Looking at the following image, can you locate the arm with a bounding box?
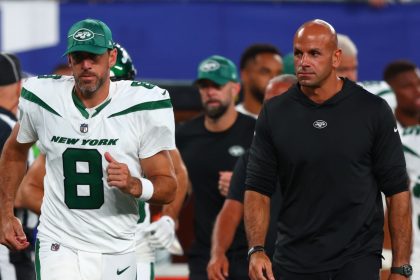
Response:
[243,106,277,280]
[161,148,188,220]
[15,154,46,215]
[369,102,412,279]
[244,190,274,280]
[387,191,412,278]
[0,124,33,250]
[144,149,188,253]
[208,199,243,280]
[140,150,177,204]
[105,149,177,204]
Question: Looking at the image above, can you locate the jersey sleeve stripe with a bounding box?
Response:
[107,99,172,118]
[403,145,420,158]
[21,88,62,117]
[376,89,393,97]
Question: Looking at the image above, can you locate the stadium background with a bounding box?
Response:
[1,1,418,279]
[1,1,420,82]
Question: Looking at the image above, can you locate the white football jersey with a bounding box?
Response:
[359,80,396,110]
[17,75,176,254]
[399,124,420,277]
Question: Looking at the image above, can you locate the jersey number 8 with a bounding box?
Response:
[63,148,104,209]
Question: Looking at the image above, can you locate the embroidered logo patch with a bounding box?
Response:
[80,123,88,133]
[313,120,327,129]
[50,243,60,251]
[73,29,94,41]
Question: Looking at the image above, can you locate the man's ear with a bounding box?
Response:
[109,48,117,68]
[332,48,342,68]
[231,82,241,98]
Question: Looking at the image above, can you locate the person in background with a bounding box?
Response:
[0,53,36,280]
[336,33,358,82]
[384,60,420,280]
[176,55,256,279]
[207,74,297,280]
[244,19,411,280]
[336,32,397,109]
[236,44,283,118]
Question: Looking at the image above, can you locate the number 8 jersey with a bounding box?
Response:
[17,76,176,254]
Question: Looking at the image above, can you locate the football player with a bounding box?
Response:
[0,19,177,280]
[14,41,188,279]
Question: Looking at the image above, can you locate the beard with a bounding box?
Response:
[75,72,106,98]
[249,84,265,104]
[203,101,229,120]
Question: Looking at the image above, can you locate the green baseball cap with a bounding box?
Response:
[195,55,239,86]
[282,52,295,75]
[64,19,114,55]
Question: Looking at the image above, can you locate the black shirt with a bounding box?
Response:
[176,113,256,258]
[0,107,16,153]
[228,150,281,259]
[245,78,408,273]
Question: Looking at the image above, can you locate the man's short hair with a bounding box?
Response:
[337,34,358,57]
[383,60,417,83]
[239,44,281,70]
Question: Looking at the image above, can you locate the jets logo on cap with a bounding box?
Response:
[200,60,220,72]
[73,29,94,41]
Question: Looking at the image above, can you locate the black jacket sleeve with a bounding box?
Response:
[245,104,278,197]
[372,100,409,196]
[227,151,249,203]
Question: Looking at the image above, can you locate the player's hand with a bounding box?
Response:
[207,253,229,280]
[0,216,29,251]
[144,215,176,249]
[249,252,275,280]
[105,152,140,197]
[218,171,232,197]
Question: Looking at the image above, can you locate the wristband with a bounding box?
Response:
[139,178,154,201]
[247,245,265,260]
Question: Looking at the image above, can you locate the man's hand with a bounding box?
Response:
[0,216,29,251]
[207,253,229,280]
[144,215,176,249]
[105,152,140,197]
[249,252,275,280]
[218,171,232,197]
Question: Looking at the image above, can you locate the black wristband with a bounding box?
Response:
[247,245,265,260]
